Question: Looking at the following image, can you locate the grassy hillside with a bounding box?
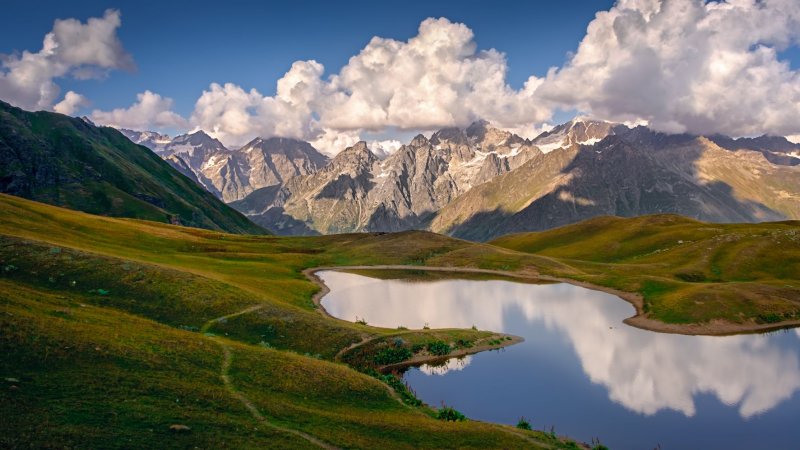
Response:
[0,194,579,449]
[492,214,800,329]
[0,100,264,234]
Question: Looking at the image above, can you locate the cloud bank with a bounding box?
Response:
[538,0,800,137]
[5,2,800,154]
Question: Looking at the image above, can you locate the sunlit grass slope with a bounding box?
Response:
[492,214,800,326]
[0,194,579,449]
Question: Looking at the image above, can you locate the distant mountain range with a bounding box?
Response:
[121,115,800,241]
[0,100,265,234]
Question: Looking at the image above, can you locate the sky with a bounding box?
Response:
[2,0,800,153]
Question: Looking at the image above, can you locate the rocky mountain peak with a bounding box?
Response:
[532,118,618,153]
[410,134,430,148]
[241,137,328,166]
[331,141,377,169]
[465,120,490,140]
[430,127,469,146]
[172,130,225,149]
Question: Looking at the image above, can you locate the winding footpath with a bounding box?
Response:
[197,265,581,449]
[201,311,340,450]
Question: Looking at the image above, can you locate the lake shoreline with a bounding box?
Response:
[377,334,525,374]
[303,265,800,337]
[303,266,525,367]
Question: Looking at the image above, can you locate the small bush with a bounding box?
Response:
[426,341,451,356]
[355,316,368,325]
[422,322,430,330]
[757,313,783,324]
[674,271,706,282]
[374,373,422,406]
[436,405,466,422]
[516,417,532,430]
[374,347,413,365]
[455,339,473,349]
[411,344,424,353]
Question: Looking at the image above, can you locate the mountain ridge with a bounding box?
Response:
[0,100,265,234]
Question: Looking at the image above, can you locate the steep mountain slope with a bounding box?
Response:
[432,127,800,240]
[708,134,800,166]
[0,100,265,234]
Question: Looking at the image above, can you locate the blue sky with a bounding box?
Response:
[2,1,800,151]
[0,0,613,118]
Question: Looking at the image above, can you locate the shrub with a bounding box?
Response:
[355,316,368,325]
[455,338,473,349]
[426,341,451,356]
[674,271,706,282]
[411,344,425,353]
[374,347,413,365]
[436,405,466,422]
[757,313,782,324]
[516,416,532,430]
[376,373,422,406]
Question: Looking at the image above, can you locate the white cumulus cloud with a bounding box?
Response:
[184,17,552,152]
[53,90,89,115]
[0,9,133,113]
[189,61,324,148]
[537,0,800,137]
[90,90,187,130]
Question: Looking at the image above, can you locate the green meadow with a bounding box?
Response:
[2,193,798,448]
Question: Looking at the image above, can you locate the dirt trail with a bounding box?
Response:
[202,311,340,450]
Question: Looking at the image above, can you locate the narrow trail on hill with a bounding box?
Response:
[196,277,557,449]
[202,310,340,450]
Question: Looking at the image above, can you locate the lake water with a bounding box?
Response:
[318,270,800,450]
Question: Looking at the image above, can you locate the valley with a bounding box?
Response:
[3,3,800,448]
[1,193,798,448]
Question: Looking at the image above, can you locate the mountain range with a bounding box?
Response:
[103,114,800,241]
